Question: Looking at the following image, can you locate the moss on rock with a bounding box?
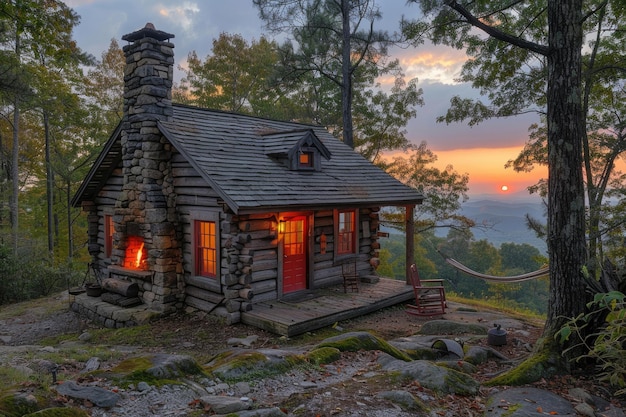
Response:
[206,350,307,382]
[317,331,412,361]
[108,354,204,388]
[0,391,40,417]
[485,338,564,386]
[305,347,341,366]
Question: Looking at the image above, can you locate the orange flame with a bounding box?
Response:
[135,243,144,268]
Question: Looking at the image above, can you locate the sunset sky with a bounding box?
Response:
[65,0,546,199]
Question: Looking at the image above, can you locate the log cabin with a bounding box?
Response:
[71,23,423,326]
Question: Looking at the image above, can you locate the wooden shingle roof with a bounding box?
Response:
[73,104,423,213]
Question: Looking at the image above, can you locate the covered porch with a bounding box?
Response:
[241,277,414,337]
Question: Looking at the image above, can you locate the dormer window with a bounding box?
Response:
[298,150,315,169]
[263,129,331,172]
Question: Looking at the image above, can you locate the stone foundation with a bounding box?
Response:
[70,294,163,328]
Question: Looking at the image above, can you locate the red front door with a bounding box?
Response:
[282,215,307,294]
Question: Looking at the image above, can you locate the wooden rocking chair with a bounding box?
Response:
[342,259,360,293]
[406,263,446,317]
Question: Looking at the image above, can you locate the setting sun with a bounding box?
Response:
[501,185,509,191]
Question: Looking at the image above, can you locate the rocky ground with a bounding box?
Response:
[0,291,624,417]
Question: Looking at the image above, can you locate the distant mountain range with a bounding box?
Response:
[381,193,548,254]
[453,194,547,253]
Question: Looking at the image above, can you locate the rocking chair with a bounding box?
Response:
[406,263,446,317]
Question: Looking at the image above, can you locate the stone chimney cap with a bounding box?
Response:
[122,23,174,42]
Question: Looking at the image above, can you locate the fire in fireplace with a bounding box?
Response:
[124,236,147,269]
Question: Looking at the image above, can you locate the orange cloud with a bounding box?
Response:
[436,147,546,195]
[385,146,546,196]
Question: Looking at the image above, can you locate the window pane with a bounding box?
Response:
[195,220,216,278]
[105,215,115,258]
[299,151,313,167]
[338,210,356,254]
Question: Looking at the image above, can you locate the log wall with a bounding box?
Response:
[84,150,383,323]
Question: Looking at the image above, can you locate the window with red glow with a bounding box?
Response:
[337,210,356,254]
[105,215,114,258]
[195,220,217,278]
[299,151,314,168]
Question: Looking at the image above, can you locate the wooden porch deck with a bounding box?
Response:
[241,277,413,337]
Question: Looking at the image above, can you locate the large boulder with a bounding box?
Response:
[317,331,412,361]
[381,359,480,396]
[54,381,120,408]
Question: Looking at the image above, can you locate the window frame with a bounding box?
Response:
[190,210,221,284]
[334,208,359,258]
[194,219,218,279]
[291,146,320,171]
[104,214,114,258]
[298,150,314,169]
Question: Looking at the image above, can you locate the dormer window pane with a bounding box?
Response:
[299,151,314,168]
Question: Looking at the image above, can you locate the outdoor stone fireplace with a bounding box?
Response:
[74,23,185,319]
[107,23,183,313]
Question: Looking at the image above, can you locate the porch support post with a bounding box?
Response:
[406,205,415,284]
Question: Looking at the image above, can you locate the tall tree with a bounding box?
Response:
[0,0,84,253]
[404,0,592,373]
[428,0,625,280]
[254,0,396,148]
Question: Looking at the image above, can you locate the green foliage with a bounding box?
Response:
[0,389,41,417]
[0,241,82,305]
[254,0,422,150]
[557,291,626,396]
[178,33,285,117]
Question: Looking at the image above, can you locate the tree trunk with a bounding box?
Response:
[10,11,21,255]
[44,110,54,258]
[544,0,589,360]
[11,99,19,255]
[341,0,354,148]
[66,179,73,260]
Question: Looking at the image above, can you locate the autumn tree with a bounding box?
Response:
[177,33,294,119]
[82,39,124,138]
[404,0,596,375]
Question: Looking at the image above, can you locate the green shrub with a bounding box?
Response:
[0,243,83,305]
[557,291,626,397]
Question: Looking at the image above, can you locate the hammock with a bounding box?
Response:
[445,257,549,283]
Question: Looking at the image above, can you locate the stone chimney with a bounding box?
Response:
[111,23,182,313]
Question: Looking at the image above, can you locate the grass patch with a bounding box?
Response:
[0,366,33,387]
[86,325,175,347]
[447,294,546,326]
[0,292,68,321]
